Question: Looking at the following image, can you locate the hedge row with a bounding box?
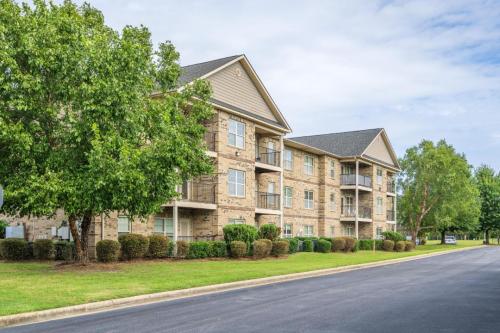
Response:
[0,238,76,261]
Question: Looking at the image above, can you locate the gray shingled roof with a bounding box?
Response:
[178,55,242,86]
[289,128,383,157]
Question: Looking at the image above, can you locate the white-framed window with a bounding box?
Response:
[376,197,383,214]
[284,149,293,170]
[283,224,292,238]
[376,227,383,239]
[284,187,293,208]
[330,160,335,179]
[154,218,174,238]
[304,155,314,176]
[117,216,131,236]
[377,168,383,185]
[330,192,336,211]
[228,169,245,197]
[304,190,314,209]
[330,226,335,237]
[228,119,245,148]
[304,225,314,237]
[229,218,245,224]
[344,225,353,237]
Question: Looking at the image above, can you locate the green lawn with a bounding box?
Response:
[0,240,484,316]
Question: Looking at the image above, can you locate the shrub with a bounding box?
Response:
[395,241,406,252]
[358,240,384,251]
[253,239,272,258]
[258,224,281,241]
[167,241,175,257]
[272,240,289,256]
[382,231,404,242]
[208,240,227,257]
[148,235,168,258]
[0,238,28,260]
[187,241,211,259]
[383,240,395,251]
[223,224,258,247]
[230,240,247,258]
[343,237,356,252]
[176,240,189,258]
[96,240,120,263]
[33,239,55,260]
[316,239,332,253]
[405,241,415,252]
[303,239,314,252]
[0,220,8,239]
[288,238,299,254]
[55,241,74,261]
[118,234,149,260]
[332,238,346,252]
[420,238,427,245]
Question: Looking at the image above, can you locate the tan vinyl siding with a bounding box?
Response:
[208,62,278,122]
[364,134,395,166]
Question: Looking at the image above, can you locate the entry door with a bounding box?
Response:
[342,196,353,215]
[178,218,193,239]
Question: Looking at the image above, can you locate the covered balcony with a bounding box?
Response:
[255,191,281,215]
[340,174,372,189]
[164,180,217,210]
[387,209,396,222]
[340,205,372,222]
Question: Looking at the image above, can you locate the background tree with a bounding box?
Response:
[398,139,480,241]
[474,165,500,244]
[0,0,213,263]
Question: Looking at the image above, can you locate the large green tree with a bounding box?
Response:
[475,165,500,244]
[0,0,213,263]
[398,140,480,241]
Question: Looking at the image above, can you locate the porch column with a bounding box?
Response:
[279,135,284,236]
[355,159,359,239]
[394,178,397,232]
[173,202,178,242]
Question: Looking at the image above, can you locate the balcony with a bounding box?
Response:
[387,180,396,195]
[163,181,217,210]
[204,132,217,157]
[255,146,281,172]
[340,205,372,221]
[255,191,281,215]
[340,174,372,189]
[387,210,395,222]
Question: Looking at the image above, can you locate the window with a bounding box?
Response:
[154,218,174,238]
[283,224,292,238]
[304,225,314,237]
[284,187,293,208]
[344,225,353,237]
[330,226,335,237]
[377,168,383,185]
[228,119,245,148]
[330,160,335,179]
[304,155,314,175]
[284,149,293,170]
[376,227,383,239]
[117,216,131,236]
[376,197,383,214]
[229,218,245,224]
[228,169,245,197]
[304,190,314,209]
[342,165,354,175]
[330,192,336,211]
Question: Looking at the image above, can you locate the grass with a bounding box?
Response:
[0,240,484,316]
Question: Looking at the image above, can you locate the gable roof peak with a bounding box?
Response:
[178,54,243,86]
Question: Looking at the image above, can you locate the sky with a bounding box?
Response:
[66,0,500,169]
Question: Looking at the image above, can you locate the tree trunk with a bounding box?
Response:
[68,215,83,262]
[485,229,490,245]
[440,230,446,244]
[68,212,93,264]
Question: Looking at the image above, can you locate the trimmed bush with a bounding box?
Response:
[148,235,168,258]
[118,234,149,260]
[317,239,332,253]
[405,241,415,252]
[176,240,189,258]
[0,220,8,239]
[0,238,29,260]
[358,239,384,251]
[420,238,427,245]
[343,237,356,252]
[208,240,227,257]
[96,240,120,263]
[272,240,289,256]
[258,224,281,241]
[253,239,272,258]
[332,238,346,252]
[383,240,395,251]
[230,240,247,258]
[33,239,55,260]
[395,241,406,252]
[167,241,175,257]
[187,241,211,259]
[55,241,74,261]
[382,231,404,242]
[303,239,314,252]
[223,224,258,246]
[288,238,299,254]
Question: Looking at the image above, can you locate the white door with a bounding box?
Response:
[178,218,193,240]
[267,141,275,165]
[267,182,275,208]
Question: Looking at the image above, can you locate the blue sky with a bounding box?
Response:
[68,0,500,169]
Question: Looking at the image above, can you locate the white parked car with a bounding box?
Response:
[445,236,457,245]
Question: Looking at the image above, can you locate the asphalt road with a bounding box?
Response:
[4,247,500,333]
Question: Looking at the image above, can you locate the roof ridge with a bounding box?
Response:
[289,128,383,139]
[180,54,242,69]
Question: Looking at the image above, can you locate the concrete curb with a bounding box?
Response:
[0,245,485,328]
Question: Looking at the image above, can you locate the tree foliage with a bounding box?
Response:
[0,0,213,262]
[474,165,500,243]
[398,140,480,241]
